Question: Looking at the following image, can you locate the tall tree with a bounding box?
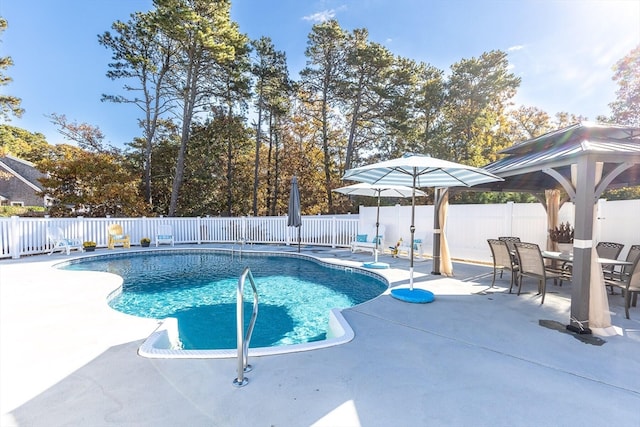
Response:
[278,104,329,215]
[411,63,446,156]
[608,44,640,127]
[153,0,246,216]
[263,67,291,216]
[390,59,446,157]
[99,10,177,207]
[250,37,291,216]
[0,18,24,121]
[209,39,251,216]
[373,56,421,158]
[300,19,349,213]
[443,50,521,166]
[340,29,395,170]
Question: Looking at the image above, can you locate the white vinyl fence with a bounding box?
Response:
[0,215,358,259]
[1,199,638,263]
[356,199,640,264]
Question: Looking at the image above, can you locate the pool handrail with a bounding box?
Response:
[233,267,259,387]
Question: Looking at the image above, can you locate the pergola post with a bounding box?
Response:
[431,188,447,275]
[567,155,597,334]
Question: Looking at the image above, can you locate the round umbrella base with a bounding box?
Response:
[362,261,390,269]
[390,288,435,304]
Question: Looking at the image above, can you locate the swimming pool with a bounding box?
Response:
[59,249,388,357]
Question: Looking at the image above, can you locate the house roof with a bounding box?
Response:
[477,122,640,193]
[0,154,45,192]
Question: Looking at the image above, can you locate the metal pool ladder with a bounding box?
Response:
[233,267,259,387]
[231,239,245,261]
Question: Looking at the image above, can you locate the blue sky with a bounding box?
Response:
[1,0,639,148]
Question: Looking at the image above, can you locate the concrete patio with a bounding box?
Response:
[1,245,639,426]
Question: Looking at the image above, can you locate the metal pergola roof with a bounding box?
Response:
[478,122,640,194]
[477,122,640,334]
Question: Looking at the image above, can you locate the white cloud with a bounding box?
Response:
[302,9,336,23]
[508,45,525,52]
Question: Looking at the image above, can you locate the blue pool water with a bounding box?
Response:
[60,251,387,350]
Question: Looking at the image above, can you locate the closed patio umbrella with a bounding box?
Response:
[288,176,302,252]
[333,183,426,268]
[343,153,503,302]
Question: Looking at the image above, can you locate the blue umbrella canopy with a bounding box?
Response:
[287,176,302,251]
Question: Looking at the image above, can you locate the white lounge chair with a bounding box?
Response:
[350,225,385,255]
[46,226,83,255]
[156,224,174,247]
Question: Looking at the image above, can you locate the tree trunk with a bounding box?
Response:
[273,116,280,214]
[168,122,189,217]
[168,65,197,217]
[266,112,274,215]
[321,89,333,213]
[252,81,264,216]
[344,78,363,171]
[226,111,233,216]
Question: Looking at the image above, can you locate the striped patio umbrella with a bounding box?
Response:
[343,153,503,302]
[333,183,427,267]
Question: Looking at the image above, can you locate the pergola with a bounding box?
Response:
[477,122,640,333]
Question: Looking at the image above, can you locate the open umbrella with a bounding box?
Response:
[343,153,503,302]
[287,176,302,252]
[333,183,427,268]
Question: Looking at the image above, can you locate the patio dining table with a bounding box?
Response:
[541,251,632,268]
[541,250,633,332]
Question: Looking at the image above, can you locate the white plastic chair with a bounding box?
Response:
[156,224,174,247]
[46,226,83,255]
[350,225,384,255]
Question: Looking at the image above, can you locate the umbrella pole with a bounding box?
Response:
[409,172,416,290]
[374,192,381,263]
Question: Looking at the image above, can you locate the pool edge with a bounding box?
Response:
[138,308,355,359]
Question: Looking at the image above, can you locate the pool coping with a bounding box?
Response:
[138,307,355,358]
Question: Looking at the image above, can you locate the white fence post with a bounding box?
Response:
[241,216,247,242]
[141,216,148,245]
[286,220,291,246]
[505,201,514,236]
[331,216,337,248]
[9,216,20,259]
